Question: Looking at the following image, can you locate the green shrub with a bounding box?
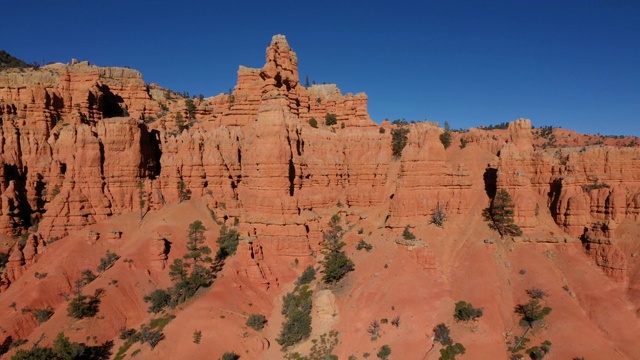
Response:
[193,330,202,344]
[482,189,522,238]
[309,118,318,128]
[0,252,9,269]
[177,180,191,202]
[433,323,452,346]
[277,286,313,350]
[515,300,551,328]
[453,301,483,322]
[31,307,54,324]
[526,340,552,360]
[325,113,338,126]
[144,289,171,313]
[215,225,240,262]
[97,250,120,272]
[402,225,416,241]
[221,353,240,360]
[440,131,452,149]
[246,313,267,331]
[439,343,466,360]
[376,345,391,360]
[356,239,373,252]
[185,98,196,119]
[391,127,410,158]
[67,289,103,319]
[296,265,316,285]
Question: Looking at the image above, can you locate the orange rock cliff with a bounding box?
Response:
[1,35,640,359]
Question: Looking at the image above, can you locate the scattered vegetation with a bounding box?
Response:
[114,316,174,359]
[0,50,39,69]
[321,215,354,284]
[391,127,410,158]
[277,285,313,350]
[10,332,112,360]
[285,331,339,360]
[479,122,509,130]
[246,313,267,331]
[30,307,54,324]
[453,301,483,322]
[482,189,522,238]
[581,179,610,192]
[296,265,316,285]
[325,113,338,126]
[144,221,219,312]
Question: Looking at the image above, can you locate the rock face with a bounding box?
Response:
[0,34,639,284]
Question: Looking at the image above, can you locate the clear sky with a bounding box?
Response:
[2,1,639,135]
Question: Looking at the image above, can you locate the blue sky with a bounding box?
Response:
[2,1,639,135]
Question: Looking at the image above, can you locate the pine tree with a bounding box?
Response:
[321,215,354,284]
[482,189,522,238]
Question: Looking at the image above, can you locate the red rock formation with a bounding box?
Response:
[0,34,639,283]
[582,224,628,282]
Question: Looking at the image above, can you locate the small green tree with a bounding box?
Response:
[453,301,483,322]
[482,189,522,238]
[246,313,267,331]
[526,340,552,360]
[215,225,240,262]
[433,323,452,346]
[325,113,338,126]
[439,343,466,360]
[277,286,313,350]
[144,289,171,313]
[309,118,318,128]
[296,265,316,285]
[376,345,391,360]
[193,330,202,344]
[67,288,103,319]
[97,250,120,272]
[402,225,416,240]
[185,98,196,119]
[440,131,452,149]
[177,180,191,202]
[391,127,410,158]
[515,300,552,328]
[321,216,354,284]
[175,112,187,132]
